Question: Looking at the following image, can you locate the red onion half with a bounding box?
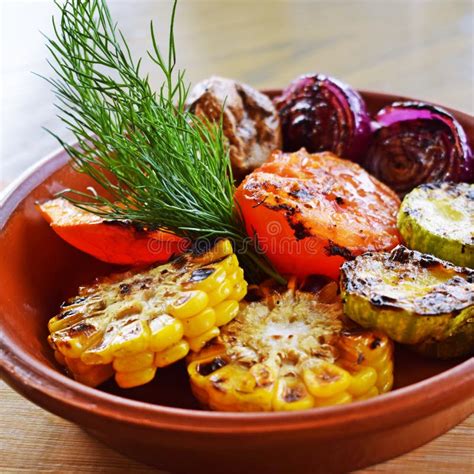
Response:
[274,74,371,162]
[363,101,473,197]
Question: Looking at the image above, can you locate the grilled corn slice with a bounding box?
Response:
[48,239,247,388]
[187,279,394,412]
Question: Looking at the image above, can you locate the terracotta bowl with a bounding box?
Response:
[1,90,473,474]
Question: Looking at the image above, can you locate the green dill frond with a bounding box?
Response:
[42,0,285,284]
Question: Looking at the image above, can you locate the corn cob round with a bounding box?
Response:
[187,280,394,412]
[48,239,247,388]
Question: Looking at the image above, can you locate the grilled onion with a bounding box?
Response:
[363,101,473,197]
[274,74,371,161]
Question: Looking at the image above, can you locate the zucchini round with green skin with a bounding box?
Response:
[414,320,473,359]
[340,246,474,352]
[397,182,474,268]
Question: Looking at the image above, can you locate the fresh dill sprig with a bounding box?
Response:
[42,0,284,284]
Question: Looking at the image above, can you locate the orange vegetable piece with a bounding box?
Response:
[235,149,401,279]
[38,198,188,265]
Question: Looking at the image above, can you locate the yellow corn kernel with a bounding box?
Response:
[207,280,233,307]
[209,239,233,260]
[376,364,394,393]
[167,291,209,319]
[48,313,83,333]
[113,351,154,373]
[115,367,157,388]
[149,315,184,352]
[192,266,227,292]
[154,340,190,367]
[236,388,274,412]
[81,319,149,364]
[209,365,256,394]
[230,280,248,302]
[207,387,274,412]
[51,315,106,360]
[112,319,150,357]
[347,367,377,397]
[188,367,271,411]
[303,362,351,398]
[272,376,314,411]
[222,254,239,272]
[56,335,93,359]
[182,308,216,338]
[204,366,261,411]
[79,348,113,366]
[316,391,352,407]
[359,335,392,366]
[369,346,391,371]
[356,386,379,401]
[228,267,245,286]
[73,364,114,387]
[250,363,277,388]
[214,300,240,327]
[192,239,233,264]
[187,326,220,352]
[113,300,144,318]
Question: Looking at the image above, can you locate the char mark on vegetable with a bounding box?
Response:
[325,241,354,260]
[103,219,150,233]
[290,221,312,240]
[197,357,228,376]
[369,294,400,309]
[189,268,215,282]
[282,385,305,403]
[119,283,131,295]
[66,322,96,338]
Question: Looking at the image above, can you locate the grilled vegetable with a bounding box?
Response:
[341,246,474,356]
[42,0,285,284]
[187,278,394,412]
[363,102,473,197]
[274,74,371,161]
[414,319,474,359]
[235,149,401,279]
[38,198,187,265]
[186,76,282,179]
[397,182,474,268]
[48,239,247,388]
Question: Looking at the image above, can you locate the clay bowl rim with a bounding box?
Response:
[1,89,473,436]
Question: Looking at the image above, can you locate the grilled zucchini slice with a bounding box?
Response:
[414,319,474,359]
[187,279,394,412]
[397,182,474,268]
[48,239,247,388]
[340,246,474,355]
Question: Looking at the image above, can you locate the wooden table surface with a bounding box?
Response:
[1,0,473,472]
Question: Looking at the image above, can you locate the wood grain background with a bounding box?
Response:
[1,0,473,472]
